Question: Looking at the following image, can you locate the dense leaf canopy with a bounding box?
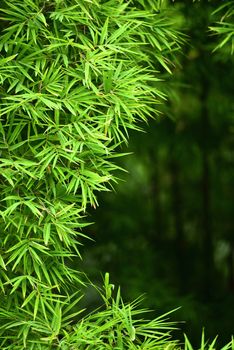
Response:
[0,0,233,349]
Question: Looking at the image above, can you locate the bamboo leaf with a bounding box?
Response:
[0,255,7,270]
[43,223,51,246]
[100,17,109,45]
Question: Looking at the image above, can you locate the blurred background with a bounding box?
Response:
[80,1,234,345]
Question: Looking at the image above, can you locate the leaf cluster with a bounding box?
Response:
[210,2,234,54]
[59,273,179,350]
[0,0,184,347]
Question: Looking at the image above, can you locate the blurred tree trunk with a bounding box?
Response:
[169,155,187,292]
[228,245,234,292]
[200,50,214,300]
[149,149,164,239]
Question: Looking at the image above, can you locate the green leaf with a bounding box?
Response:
[43,223,51,246]
[0,255,6,270]
[100,17,109,45]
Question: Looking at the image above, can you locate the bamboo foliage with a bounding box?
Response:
[0,0,184,348]
[210,1,234,54]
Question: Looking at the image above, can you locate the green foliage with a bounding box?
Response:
[210,2,234,53]
[59,273,179,349]
[184,333,234,350]
[0,0,185,347]
[0,0,232,348]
